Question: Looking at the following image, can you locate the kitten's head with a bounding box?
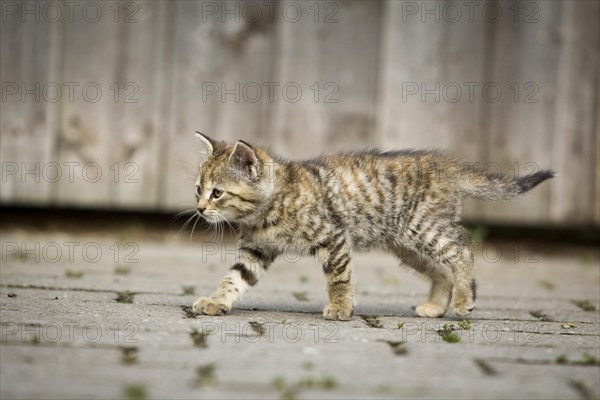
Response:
[193,132,273,224]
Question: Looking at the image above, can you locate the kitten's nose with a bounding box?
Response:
[197,207,205,214]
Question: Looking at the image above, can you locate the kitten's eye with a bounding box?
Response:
[212,188,223,199]
[195,186,201,197]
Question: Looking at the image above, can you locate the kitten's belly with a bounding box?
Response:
[345,209,402,251]
[348,224,395,252]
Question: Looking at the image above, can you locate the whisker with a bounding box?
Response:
[207,217,217,241]
[221,215,237,236]
[213,215,222,243]
[219,219,223,242]
[171,209,195,224]
[190,214,200,241]
[177,214,197,237]
[177,158,199,175]
[220,216,225,242]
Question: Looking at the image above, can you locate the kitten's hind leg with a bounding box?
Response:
[427,227,476,317]
[193,242,275,316]
[394,247,453,318]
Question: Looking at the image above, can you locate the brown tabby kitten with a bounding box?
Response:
[191,133,554,320]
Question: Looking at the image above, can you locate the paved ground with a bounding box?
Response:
[1,225,599,399]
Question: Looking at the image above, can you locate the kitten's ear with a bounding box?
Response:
[195,131,219,156]
[229,141,259,180]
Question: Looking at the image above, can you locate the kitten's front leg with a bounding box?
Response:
[319,235,354,321]
[193,243,274,316]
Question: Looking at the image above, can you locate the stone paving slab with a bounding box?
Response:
[1,230,599,399]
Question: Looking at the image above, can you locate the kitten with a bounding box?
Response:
[191,132,554,320]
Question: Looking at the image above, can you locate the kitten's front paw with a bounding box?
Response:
[193,297,231,316]
[323,303,353,321]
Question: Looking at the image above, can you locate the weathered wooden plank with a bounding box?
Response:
[596,18,600,228]
[268,0,381,159]
[107,1,170,210]
[0,8,62,205]
[0,14,24,203]
[480,1,563,224]
[548,1,599,225]
[377,0,488,156]
[596,58,600,226]
[53,1,120,207]
[162,1,276,209]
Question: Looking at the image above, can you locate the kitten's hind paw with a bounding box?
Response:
[451,288,475,317]
[452,303,475,317]
[193,297,231,316]
[415,302,447,318]
[323,303,353,321]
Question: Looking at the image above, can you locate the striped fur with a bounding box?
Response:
[192,134,554,320]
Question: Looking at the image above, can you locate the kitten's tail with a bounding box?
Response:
[459,169,555,200]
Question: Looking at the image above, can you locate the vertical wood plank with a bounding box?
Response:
[269,0,382,159]
[0,8,61,205]
[480,0,596,225]
[162,1,276,210]
[596,55,600,226]
[0,15,24,203]
[108,1,170,210]
[549,0,599,225]
[54,1,120,207]
[481,0,561,223]
[376,0,487,157]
